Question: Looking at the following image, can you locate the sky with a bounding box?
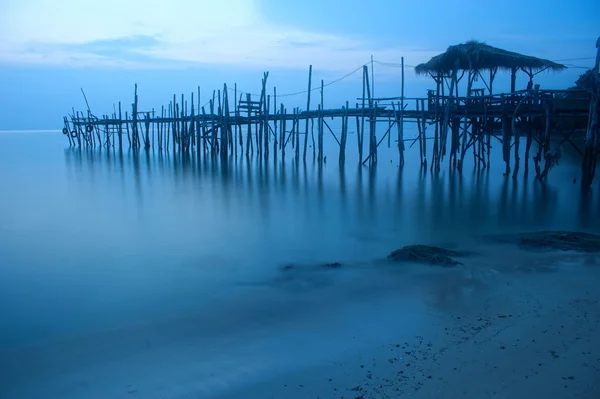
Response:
[0,0,598,129]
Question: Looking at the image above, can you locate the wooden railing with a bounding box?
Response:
[427,89,591,115]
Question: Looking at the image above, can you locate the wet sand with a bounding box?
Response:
[1,237,599,399]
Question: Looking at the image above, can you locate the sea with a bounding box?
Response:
[0,129,598,398]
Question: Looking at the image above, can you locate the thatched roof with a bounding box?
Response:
[415,40,566,75]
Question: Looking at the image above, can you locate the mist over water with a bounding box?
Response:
[0,131,598,398]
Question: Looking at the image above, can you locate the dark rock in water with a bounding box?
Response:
[280,262,342,271]
[388,245,463,266]
[518,231,600,253]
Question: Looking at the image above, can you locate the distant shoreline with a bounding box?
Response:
[0,130,60,134]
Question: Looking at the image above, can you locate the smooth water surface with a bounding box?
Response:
[0,131,598,397]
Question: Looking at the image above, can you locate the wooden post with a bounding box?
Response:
[399,57,405,166]
[144,113,150,150]
[319,79,324,161]
[421,99,427,167]
[416,99,424,165]
[221,84,229,160]
[181,94,186,151]
[234,84,238,157]
[295,107,300,159]
[387,115,391,148]
[431,74,440,171]
[171,95,176,153]
[359,76,366,162]
[151,108,155,149]
[363,66,375,164]
[281,104,286,158]
[371,54,375,99]
[159,106,164,151]
[125,111,131,148]
[303,65,313,161]
[118,102,123,151]
[510,67,517,93]
[196,87,201,155]
[63,117,72,146]
[131,85,139,149]
[443,62,458,168]
[201,106,208,154]
[501,103,512,176]
[166,102,171,151]
[581,36,600,190]
[259,72,269,158]
[237,91,244,156]
[372,101,378,164]
[339,102,348,165]
[524,116,533,177]
[264,93,270,158]
[512,117,520,179]
[311,117,316,159]
[458,65,474,172]
[210,98,217,154]
[273,87,278,156]
[246,93,253,155]
[393,102,404,166]
[189,93,194,151]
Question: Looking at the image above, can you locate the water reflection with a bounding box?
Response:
[62,147,599,248]
[1,132,599,354]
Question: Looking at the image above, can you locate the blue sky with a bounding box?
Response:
[0,0,598,129]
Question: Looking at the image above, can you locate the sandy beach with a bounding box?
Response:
[1,234,599,399]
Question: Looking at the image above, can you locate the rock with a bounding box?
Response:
[388,245,463,266]
[518,231,600,253]
[280,262,342,271]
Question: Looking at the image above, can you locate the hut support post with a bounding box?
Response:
[443,62,458,168]
[497,92,511,175]
[458,65,474,172]
[581,37,600,190]
[524,120,533,177]
[399,57,405,166]
[502,111,511,175]
[510,67,517,93]
[512,119,521,179]
[431,76,440,171]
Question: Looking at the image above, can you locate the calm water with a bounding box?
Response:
[0,131,598,395]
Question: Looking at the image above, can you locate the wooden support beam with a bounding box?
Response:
[303,65,313,161]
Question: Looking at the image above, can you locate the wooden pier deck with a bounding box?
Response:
[62,61,598,189]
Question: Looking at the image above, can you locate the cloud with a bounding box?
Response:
[0,0,436,72]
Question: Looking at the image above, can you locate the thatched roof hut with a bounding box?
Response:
[415,40,566,75]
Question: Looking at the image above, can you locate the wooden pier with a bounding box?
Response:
[62,40,600,189]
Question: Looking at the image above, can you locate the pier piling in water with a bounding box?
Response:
[62,40,598,186]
